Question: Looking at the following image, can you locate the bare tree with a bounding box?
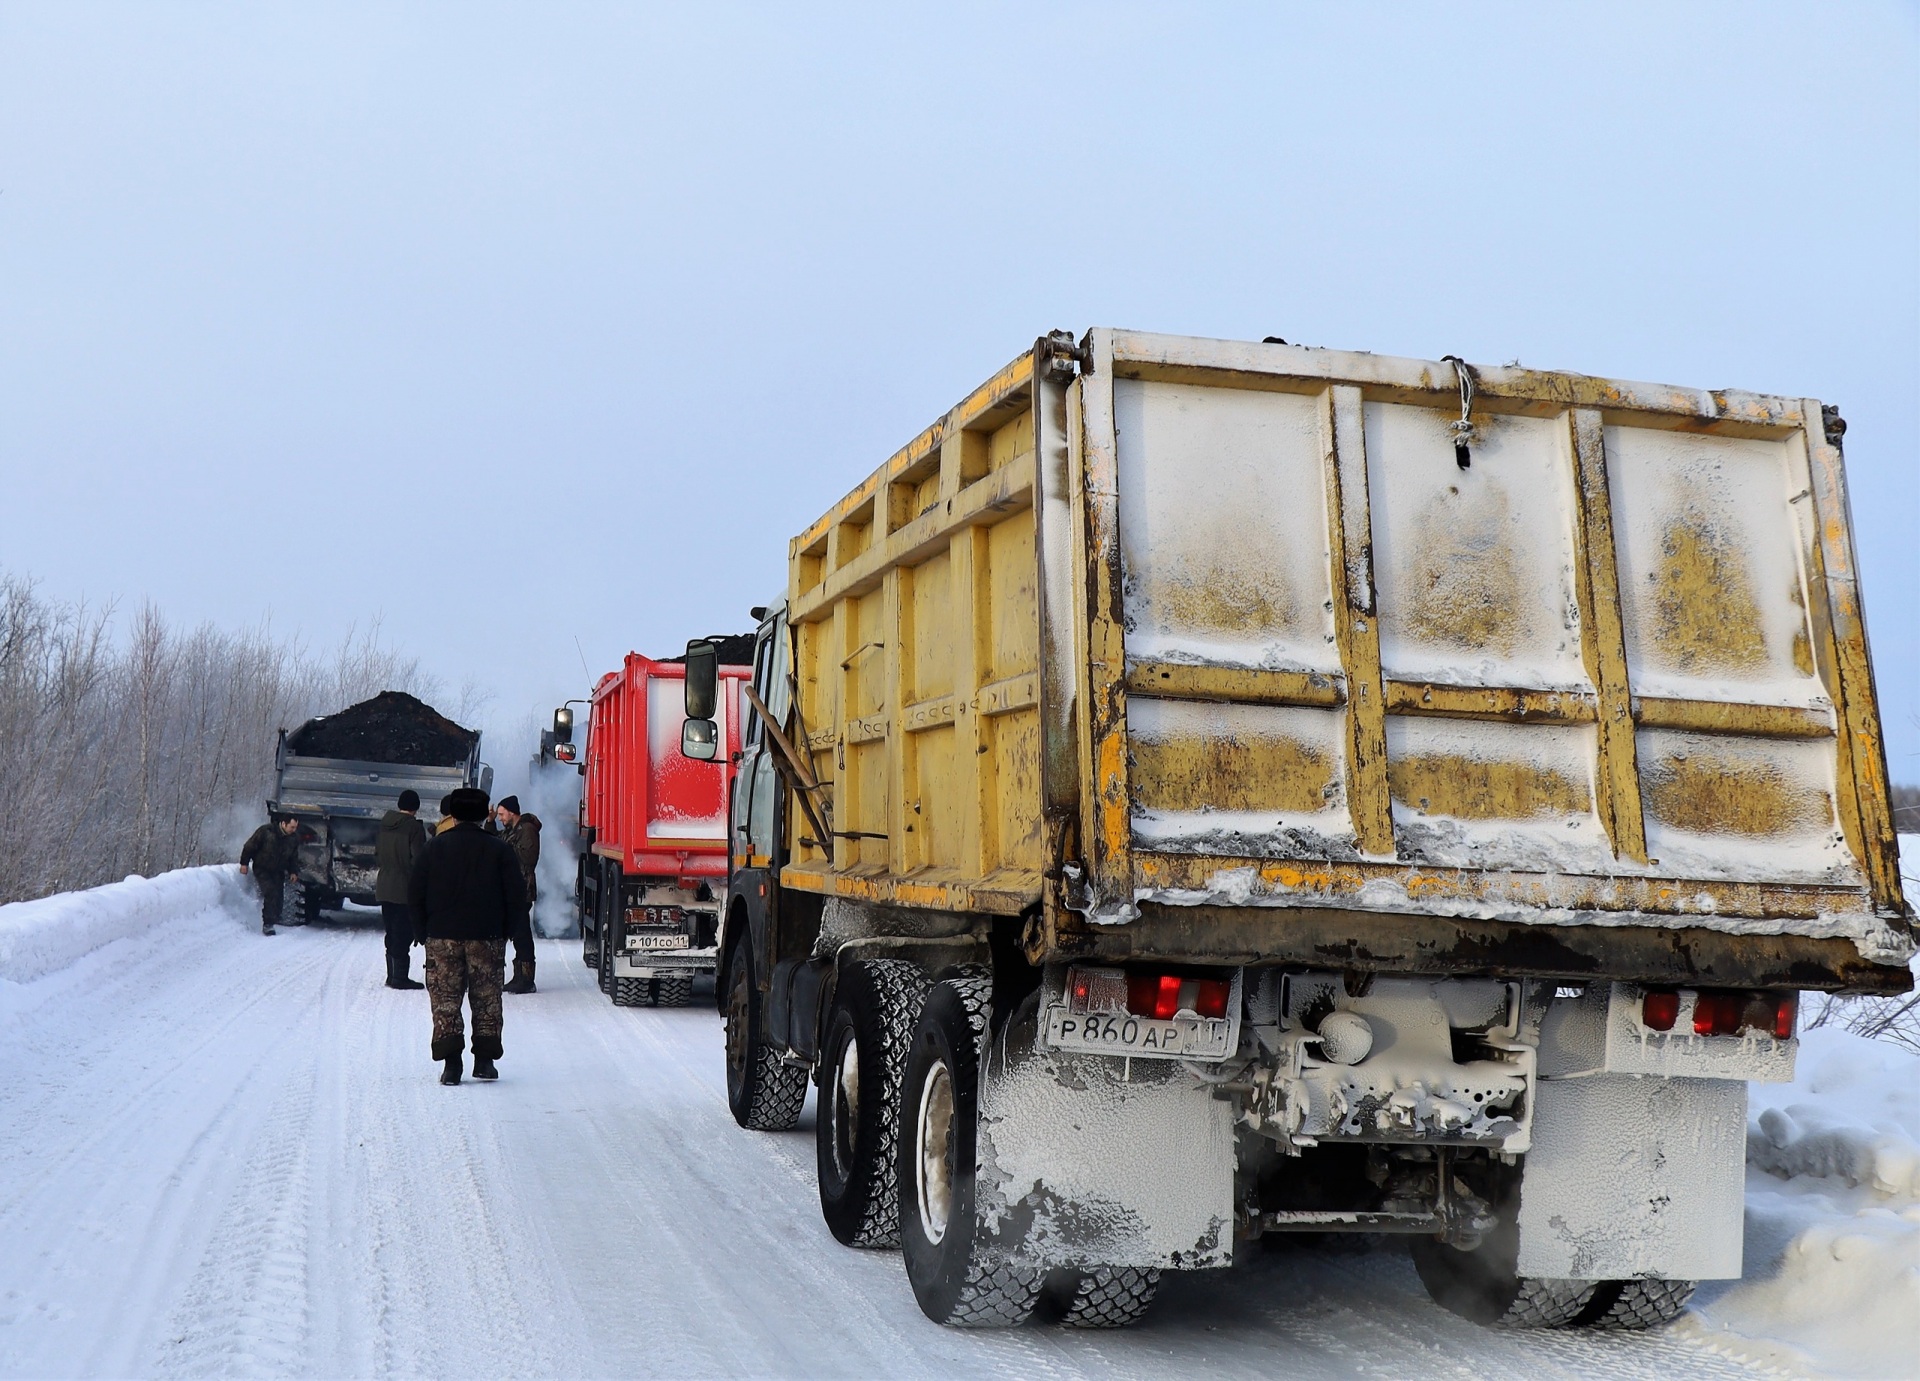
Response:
[0,575,443,904]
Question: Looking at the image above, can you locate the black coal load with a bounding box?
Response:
[664,633,758,668]
[287,691,479,767]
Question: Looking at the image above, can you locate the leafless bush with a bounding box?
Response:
[0,574,435,904]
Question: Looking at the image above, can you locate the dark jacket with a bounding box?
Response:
[407,821,529,943]
[501,815,542,905]
[240,823,300,879]
[374,810,428,904]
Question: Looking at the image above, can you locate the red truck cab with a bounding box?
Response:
[577,650,752,1007]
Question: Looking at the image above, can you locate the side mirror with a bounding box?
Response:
[681,717,718,761]
[552,705,574,744]
[684,639,718,720]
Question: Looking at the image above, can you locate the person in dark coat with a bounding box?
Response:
[375,788,428,989]
[239,815,302,936]
[408,787,529,1085]
[495,795,542,994]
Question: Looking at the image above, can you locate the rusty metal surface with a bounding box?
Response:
[1039,902,1911,995]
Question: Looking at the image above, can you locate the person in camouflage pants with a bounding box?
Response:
[425,939,505,1065]
[407,786,529,1084]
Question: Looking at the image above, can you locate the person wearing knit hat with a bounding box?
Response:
[408,788,528,1084]
[374,788,427,989]
[494,795,542,993]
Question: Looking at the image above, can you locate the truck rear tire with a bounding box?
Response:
[598,920,614,997]
[301,885,326,925]
[653,973,693,1008]
[613,975,649,1007]
[1576,1278,1695,1330]
[582,927,598,969]
[1411,1222,1596,1328]
[898,975,1040,1327]
[817,959,930,1248]
[1042,1266,1161,1329]
[724,939,807,1131]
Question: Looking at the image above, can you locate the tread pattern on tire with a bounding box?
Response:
[582,933,598,968]
[741,1047,808,1131]
[1058,1266,1160,1329]
[1585,1278,1695,1330]
[1498,1278,1599,1329]
[838,959,930,1248]
[612,976,649,1007]
[653,973,693,1008]
[927,975,1041,1328]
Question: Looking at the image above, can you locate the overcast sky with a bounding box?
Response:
[2,2,1916,777]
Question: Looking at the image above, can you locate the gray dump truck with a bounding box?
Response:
[273,691,492,922]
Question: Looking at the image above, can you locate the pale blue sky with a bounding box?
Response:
[2,3,1915,776]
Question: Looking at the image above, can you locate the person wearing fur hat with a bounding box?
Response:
[494,795,542,993]
[407,787,530,1085]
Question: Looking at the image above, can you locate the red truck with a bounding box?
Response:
[576,646,753,1007]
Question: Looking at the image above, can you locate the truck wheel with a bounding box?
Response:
[817,959,930,1248]
[1041,1266,1161,1328]
[613,975,649,1007]
[301,885,326,925]
[1411,1224,1596,1328]
[598,920,615,997]
[897,975,1040,1327]
[653,973,693,1008]
[582,925,598,969]
[724,940,807,1131]
[1576,1279,1696,1330]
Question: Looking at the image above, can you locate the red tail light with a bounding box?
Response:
[1686,989,1798,1039]
[1772,993,1798,1040]
[1122,971,1234,1020]
[1693,992,1740,1036]
[1642,989,1679,1031]
[1193,978,1231,1020]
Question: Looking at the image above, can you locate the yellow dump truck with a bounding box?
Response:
[677,329,1911,1332]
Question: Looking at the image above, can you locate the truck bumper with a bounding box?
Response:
[612,946,718,978]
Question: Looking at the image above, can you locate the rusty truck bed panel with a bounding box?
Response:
[780,330,1910,985]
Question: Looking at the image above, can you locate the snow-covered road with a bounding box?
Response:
[0,889,1866,1378]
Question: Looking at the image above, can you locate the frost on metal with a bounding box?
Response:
[1516,1074,1748,1281]
[1113,380,1338,677]
[974,1017,1234,1271]
[1368,405,1590,694]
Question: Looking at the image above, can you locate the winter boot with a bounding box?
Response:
[504,958,536,994]
[471,1055,499,1080]
[440,1056,462,1086]
[386,954,425,990]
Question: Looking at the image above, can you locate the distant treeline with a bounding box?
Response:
[0,574,445,905]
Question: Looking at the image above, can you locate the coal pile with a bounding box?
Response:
[287,691,479,767]
[664,633,759,668]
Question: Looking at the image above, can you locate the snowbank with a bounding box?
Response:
[1683,833,1920,1376]
[0,865,251,984]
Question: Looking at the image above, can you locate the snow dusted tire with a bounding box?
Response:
[597,923,614,997]
[1577,1278,1695,1330]
[898,975,1040,1328]
[653,973,693,1008]
[612,975,649,1007]
[724,939,807,1131]
[1045,1266,1161,1329]
[817,959,931,1248]
[582,928,598,969]
[1411,1232,1595,1329]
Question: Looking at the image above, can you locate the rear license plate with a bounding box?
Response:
[1043,1005,1235,1061]
[629,932,690,951]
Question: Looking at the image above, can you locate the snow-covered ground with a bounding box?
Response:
[1,862,1916,1379]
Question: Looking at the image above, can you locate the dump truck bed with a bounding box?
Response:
[585,654,752,884]
[782,331,1910,990]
